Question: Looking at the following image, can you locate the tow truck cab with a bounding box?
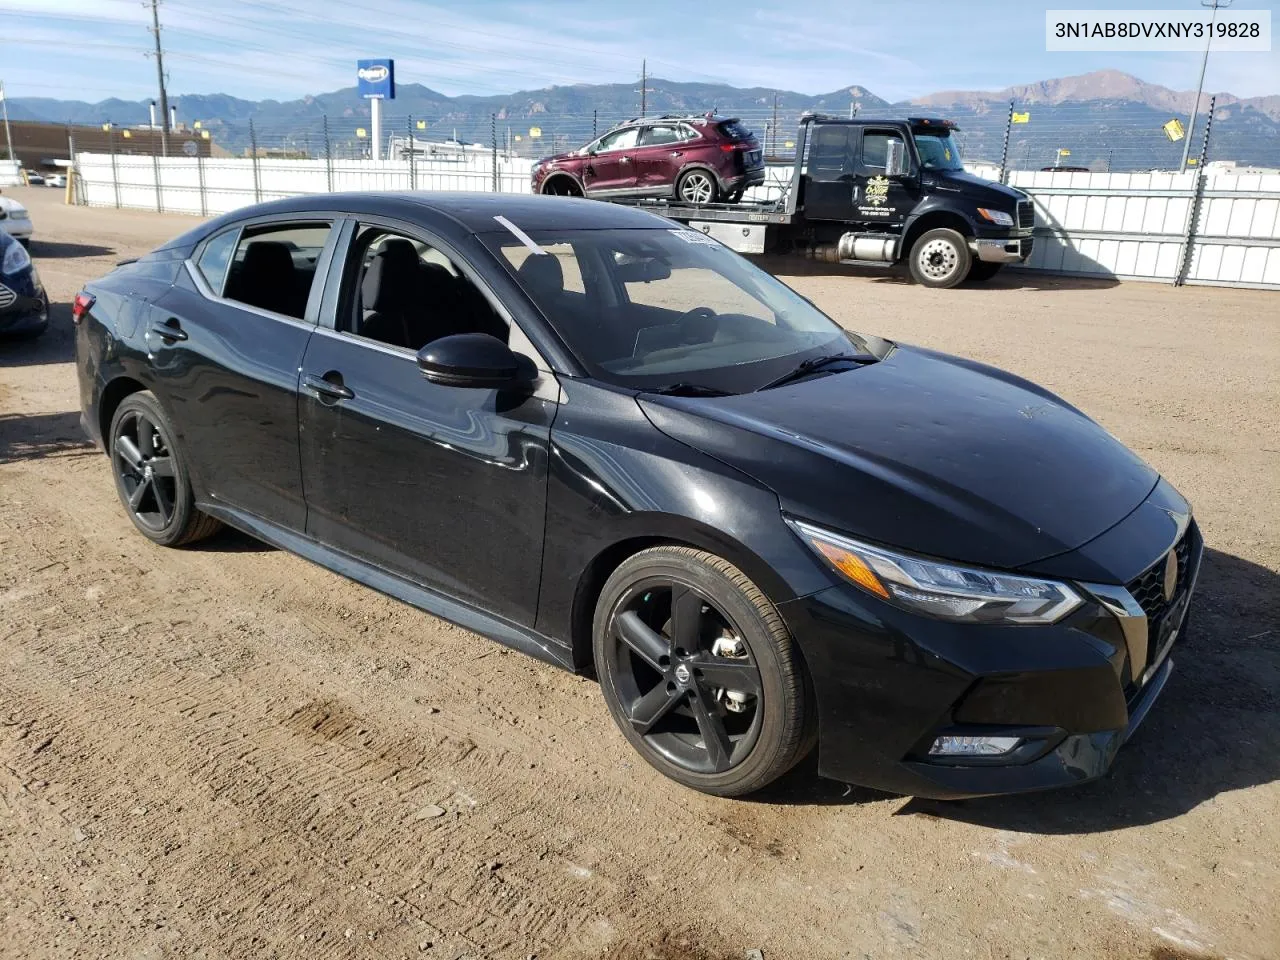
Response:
[659,115,1035,288]
[797,117,1034,280]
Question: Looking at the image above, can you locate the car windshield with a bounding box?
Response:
[482,227,873,393]
[914,132,964,171]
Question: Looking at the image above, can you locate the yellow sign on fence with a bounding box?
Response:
[1011,111,1030,124]
[1057,148,1071,156]
[1163,118,1185,142]
[416,120,426,130]
[529,126,542,139]
[356,128,367,139]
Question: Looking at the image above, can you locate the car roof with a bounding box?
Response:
[159,192,673,252]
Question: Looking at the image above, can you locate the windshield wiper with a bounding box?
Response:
[644,382,733,397]
[757,353,877,391]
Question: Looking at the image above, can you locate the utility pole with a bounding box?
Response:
[771,93,779,157]
[148,0,171,157]
[1181,0,1230,173]
[0,81,15,166]
[636,60,654,117]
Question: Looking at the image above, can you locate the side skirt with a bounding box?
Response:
[199,502,575,671]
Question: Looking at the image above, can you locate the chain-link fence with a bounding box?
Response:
[73,92,1257,173]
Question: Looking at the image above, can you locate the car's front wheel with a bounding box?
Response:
[109,391,222,547]
[593,546,813,796]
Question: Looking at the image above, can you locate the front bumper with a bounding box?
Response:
[0,280,48,335]
[971,235,1033,263]
[1,218,34,242]
[777,518,1203,799]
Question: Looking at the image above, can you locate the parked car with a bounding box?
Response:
[0,191,33,247]
[24,169,45,186]
[74,193,1201,799]
[532,114,765,204]
[46,173,68,188]
[0,228,49,338]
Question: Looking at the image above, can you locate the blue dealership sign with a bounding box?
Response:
[357,59,395,100]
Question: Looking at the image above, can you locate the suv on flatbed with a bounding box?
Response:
[532,114,765,205]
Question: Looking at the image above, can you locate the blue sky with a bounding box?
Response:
[2,0,1277,102]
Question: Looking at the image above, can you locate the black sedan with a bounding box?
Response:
[74,193,1201,799]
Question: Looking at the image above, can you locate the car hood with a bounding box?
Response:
[0,196,29,217]
[933,170,1024,204]
[638,344,1158,571]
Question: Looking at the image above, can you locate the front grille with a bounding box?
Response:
[1017,200,1035,229]
[1127,534,1192,625]
[0,283,15,310]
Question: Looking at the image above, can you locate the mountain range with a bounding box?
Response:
[7,70,1277,170]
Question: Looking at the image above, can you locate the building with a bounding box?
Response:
[3,120,214,174]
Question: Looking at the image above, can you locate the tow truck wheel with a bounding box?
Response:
[908,228,971,289]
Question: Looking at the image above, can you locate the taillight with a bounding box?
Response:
[72,292,95,325]
[720,143,741,152]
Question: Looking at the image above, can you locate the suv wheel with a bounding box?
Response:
[677,169,719,205]
[593,546,813,796]
[109,391,222,547]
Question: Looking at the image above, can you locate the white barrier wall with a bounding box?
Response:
[1009,169,1280,287]
[0,160,20,187]
[73,153,1280,289]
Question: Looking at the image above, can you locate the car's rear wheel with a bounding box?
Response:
[908,227,971,288]
[677,169,719,205]
[593,546,812,796]
[109,391,221,547]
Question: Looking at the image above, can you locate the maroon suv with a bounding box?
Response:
[531,114,765,205]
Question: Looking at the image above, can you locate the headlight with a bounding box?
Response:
[787,519,1082,625]
[2,236,32,274]
[976,208,1014,227]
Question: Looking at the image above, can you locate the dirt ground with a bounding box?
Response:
[1,185,1278,960]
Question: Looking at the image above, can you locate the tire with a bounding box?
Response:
[966,261,1003,283]
[676,169,719,205]
[593,545,813,797]
[540,175,582,198]
[908,227,971,289]
[108,390,222,547]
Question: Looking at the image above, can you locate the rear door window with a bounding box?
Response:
[808,125,857,181]
[222,222,331,320]
[640,125,683,147]
[195,228,238,295]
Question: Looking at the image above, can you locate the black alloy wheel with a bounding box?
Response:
[109,391,221,546]
[594,546,813,796]
[114,407,178,532]
[610,579,764,773]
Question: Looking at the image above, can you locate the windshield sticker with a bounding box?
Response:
[493,215,546,255]
[669,228,721,247]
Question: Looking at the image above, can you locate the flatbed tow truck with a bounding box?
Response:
[617,113,1035,289]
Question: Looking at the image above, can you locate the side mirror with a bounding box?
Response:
[885,139,910,178]
[417,333,530,389]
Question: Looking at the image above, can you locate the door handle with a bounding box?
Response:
[619,155,631,164]
[149,318,187,342]
[304,373,354,402]
[670,151,683,158]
